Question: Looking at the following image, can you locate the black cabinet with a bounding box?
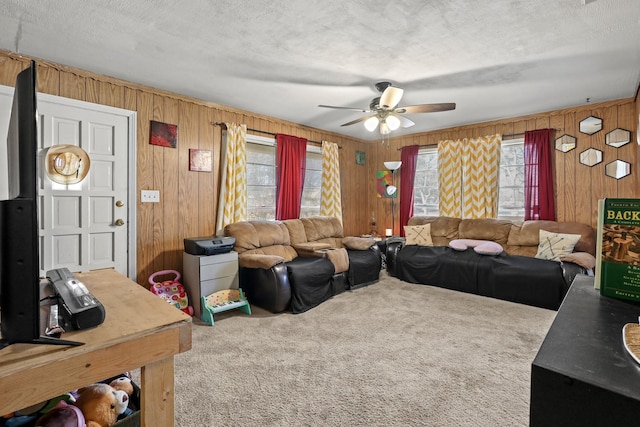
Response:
[530,275,640,426]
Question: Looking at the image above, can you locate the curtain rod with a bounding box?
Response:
[212,122,340,148]
[396,129,564,150]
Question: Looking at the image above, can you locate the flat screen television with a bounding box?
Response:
[0,61,80,349]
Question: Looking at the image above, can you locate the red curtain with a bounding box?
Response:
[399,145,419,236]
[524,129,555,220]
[276,134,307,220]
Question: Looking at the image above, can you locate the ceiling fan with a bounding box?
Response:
[318,81,456,134]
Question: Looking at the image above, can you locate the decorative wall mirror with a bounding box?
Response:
[605,128,631,148]
[579,116,603,135]
[554,134,577,152]
[605,160,631,179]
[579,148,603,166]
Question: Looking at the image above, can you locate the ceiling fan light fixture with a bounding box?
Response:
[379,121,390,135]
[386,114,401,131]
[364,116,379,132]
[379,86,404,109]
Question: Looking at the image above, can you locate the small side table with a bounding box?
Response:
[183,251,239,318]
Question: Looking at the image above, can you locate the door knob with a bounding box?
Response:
[115,219,125,226]
[115,200,124,207]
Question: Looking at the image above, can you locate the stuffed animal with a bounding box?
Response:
[107,377,134,399]
[34,400,84,427]
[73,377,134,427]
[10,393,76,427]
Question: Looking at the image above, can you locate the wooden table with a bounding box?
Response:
[0,269,192,426]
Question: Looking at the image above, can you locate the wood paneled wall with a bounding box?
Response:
[0,52,371,286]
[1,51,638,285]
[370,99,639,234]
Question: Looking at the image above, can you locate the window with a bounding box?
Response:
[413,148,439,217]
[246,135,276,220]
[497,139,525,220]
[300,146,322,218]
[245,134,321,220]
[412,139,525,220]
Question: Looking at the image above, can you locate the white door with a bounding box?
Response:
[0,87,136,277]
[37,96,134,276]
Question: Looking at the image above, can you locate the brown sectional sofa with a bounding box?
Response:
[224,216,381,313]
[387,216,596,310]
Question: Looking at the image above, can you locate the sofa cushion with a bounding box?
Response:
[449,239,504,255]
[458,218,512,244]
[559,252,597,270]
[507,220,596,256]
[283,219,308,245]
[324,248,350,273]
[225,220,290,252]
[293,242,332,256]
[342,236,375,250]
[238,253,285,269]
[225,220,297,261]
[240,246,298,262]
[535,229,581,261]
[301,216,344,241]
[404,224,433,246]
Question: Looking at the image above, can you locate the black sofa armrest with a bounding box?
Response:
[238,263,291,313]
[560,261,587,291]
[385,239,405,277]
[369,243,382,262]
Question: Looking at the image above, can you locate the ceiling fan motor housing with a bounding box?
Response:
[374,81,393,93]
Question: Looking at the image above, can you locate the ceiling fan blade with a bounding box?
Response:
[396,103,456,114]
[318,104,371,113]
[398,115,415,128]
[340,116,373,127]
[379,87,404,110]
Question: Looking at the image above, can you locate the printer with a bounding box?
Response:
[184,236,236,256]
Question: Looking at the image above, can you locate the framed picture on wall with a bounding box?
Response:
[356,150,366,165]
[150,120,178,148]
[189,149,212,172]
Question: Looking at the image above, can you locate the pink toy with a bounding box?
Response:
[148,270,194,316]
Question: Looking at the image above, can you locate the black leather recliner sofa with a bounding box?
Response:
[386,216,596,310]
[224,217,381,313]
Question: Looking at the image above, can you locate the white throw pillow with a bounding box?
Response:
[404,224,433,246]
[535,229,581,261]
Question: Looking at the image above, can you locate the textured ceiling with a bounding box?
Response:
[0,0,639,141]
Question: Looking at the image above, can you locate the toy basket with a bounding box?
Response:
[148,270,194,316]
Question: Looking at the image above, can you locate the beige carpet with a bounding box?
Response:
[172,271,556,426]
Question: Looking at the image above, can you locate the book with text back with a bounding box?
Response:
[597,198,640,302]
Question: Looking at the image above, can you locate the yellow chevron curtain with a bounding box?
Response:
[438,134,502,219]
[437,140,464,217]
[320,140,343,221]
[216,123,247,235]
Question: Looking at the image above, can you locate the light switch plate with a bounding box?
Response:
[141,190,160,203]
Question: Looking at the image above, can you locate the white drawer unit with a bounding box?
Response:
[183,251,239,317]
